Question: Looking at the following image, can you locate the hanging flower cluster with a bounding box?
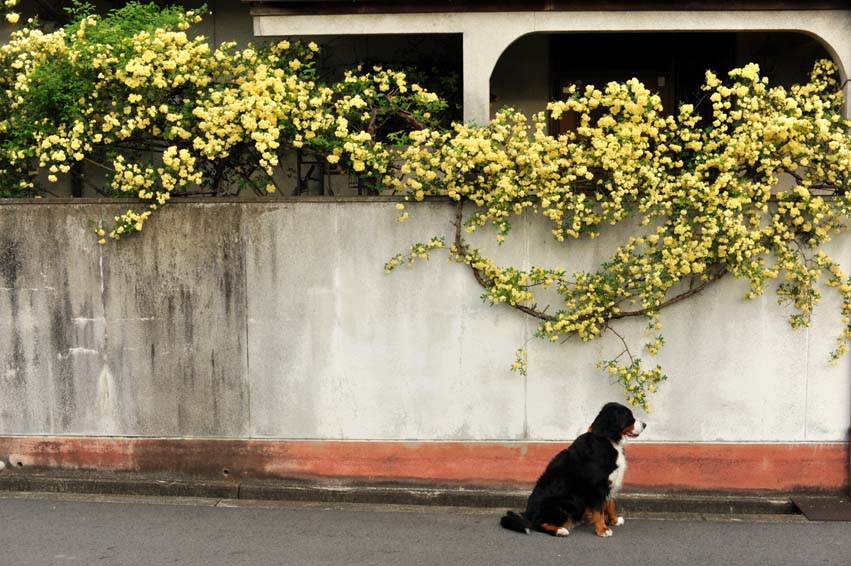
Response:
[2,0,19,25]
[385,60,851,409]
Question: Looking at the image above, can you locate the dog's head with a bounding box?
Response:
[589,402,646,441]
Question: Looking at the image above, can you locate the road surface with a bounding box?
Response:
[1,492,849,566]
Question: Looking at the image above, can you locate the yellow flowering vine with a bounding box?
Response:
[4,4,851,409]
[385,60,851,409]
[0,2,445,237]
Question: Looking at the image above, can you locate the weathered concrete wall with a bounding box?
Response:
[0,199,848,445]
[0,203,249,437]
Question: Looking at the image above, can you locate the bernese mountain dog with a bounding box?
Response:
[500,402,646,538]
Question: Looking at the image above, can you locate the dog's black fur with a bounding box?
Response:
[500,402,644,537]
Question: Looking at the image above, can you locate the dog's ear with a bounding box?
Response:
[589,408,620,438]
[590,403,634,439]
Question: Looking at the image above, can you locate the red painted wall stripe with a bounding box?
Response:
[0,437,847,492]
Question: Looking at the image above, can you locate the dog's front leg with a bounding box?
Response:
[589,508,613,537]
[604,499,625,526]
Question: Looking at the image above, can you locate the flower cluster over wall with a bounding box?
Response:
[0,2,445,238]
[3,3,851,408]
[386,61,851,408]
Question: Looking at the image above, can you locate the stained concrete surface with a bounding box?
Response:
[0,203,249,438]
[2,201,850,443]
[1,493,849,566]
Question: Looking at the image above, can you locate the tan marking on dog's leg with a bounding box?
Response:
[606,500,625,526]
[590,509,613,537]
[604,500,619,524]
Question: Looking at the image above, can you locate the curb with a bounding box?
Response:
[0,474,238,499]
[0,474,800,515]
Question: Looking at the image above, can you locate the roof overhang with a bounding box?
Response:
[243,1,851,16]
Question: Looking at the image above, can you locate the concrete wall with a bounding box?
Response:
[0,199,848,443]
[1,4,849,491]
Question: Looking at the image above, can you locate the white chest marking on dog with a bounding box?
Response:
[608,439,627,496]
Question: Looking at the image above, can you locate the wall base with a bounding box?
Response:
[0,437,847,493]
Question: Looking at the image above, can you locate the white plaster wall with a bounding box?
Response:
[4,200,845,442]
[245,198,851,443]
[0,203,250,438]
[243,198,839,444]
[244,203,527,440]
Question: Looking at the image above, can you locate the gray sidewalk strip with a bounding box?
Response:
[0,473,803,516]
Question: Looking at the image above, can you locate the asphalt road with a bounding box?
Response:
[1,493,850,566]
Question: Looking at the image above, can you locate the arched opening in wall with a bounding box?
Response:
[489,32,835,133]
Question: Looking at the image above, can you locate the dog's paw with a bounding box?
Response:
[597,528,613,537]
[555,527,570,537]
[614,516,625,526]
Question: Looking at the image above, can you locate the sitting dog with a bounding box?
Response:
[500,402,646,537]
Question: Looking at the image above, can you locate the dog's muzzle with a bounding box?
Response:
[625,421,647,438]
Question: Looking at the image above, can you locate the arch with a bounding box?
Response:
[488,30,838,126]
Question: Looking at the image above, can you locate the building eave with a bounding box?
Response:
[244,0,851,16]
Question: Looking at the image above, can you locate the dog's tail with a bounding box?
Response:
[499,510,532,534]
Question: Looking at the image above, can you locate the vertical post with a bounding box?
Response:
[844,67,851,500]
[462,31,493,126]
[70,162,83,198]
[295,148,303,195]
[461,21,534,126]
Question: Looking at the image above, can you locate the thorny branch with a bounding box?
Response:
[604,324,635,364]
